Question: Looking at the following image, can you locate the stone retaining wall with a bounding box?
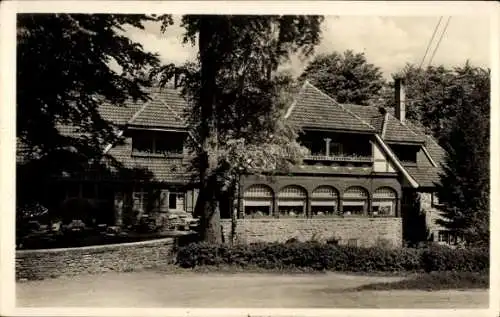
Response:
[221,218,402,248]
[16,238,175,281]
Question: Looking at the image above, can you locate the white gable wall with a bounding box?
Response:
[372,141,396,173]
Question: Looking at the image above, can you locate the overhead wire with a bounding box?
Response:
[418,16,443,69]
[427,16,452,67]
[403,16,451,109]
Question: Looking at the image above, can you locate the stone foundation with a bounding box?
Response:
[221,217,402,248]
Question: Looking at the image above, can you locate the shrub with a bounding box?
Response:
[421,245,489,272]
[176,241,488,273]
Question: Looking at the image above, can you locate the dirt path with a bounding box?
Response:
[16,271,488,308]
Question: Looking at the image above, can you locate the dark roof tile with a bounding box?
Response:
[424,136,447,166]
[384,115,426,144]
[97,87,189,129]
[18,83,448,188]
[343,104,425,144]
[287,82,376,133]
[342,104,385,134]
[405,166,441,188]
[19,88,193,183]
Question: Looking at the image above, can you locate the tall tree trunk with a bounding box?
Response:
[229,179,238,245]
[196,16,222,243]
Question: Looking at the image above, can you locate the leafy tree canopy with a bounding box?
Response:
[387,62,490,147]
[382,62,490,246]
[433,64,490,247]
[153,15,323,242]
[298,50,385,105]
[17,14,164,209]
[17,14,162,166]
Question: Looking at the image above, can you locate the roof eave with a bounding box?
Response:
[421,146,439,168]
[385,140,426,146]
[127,125,189,132]
[300,126,375,135]
[374,134,419,188]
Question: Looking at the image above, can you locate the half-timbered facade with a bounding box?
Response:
[17,80,448,244]
[237,80,448,243]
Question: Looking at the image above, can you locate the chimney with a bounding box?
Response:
[394,77,406,123]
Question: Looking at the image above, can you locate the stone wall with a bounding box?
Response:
[221,217,402,248]
[16,238,175,281]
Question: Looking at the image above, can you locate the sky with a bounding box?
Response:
[124,15,491,80]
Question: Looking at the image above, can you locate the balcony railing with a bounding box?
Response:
[304,154,373,163]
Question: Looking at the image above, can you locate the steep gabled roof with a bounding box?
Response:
[342,104,425,144]
[287,81,447,188]
[99,87,193,182]
[285,81,376,133]
[344,104,444,187]
[98,87,189,130]
[404,166,441,188]
[424,135,447,165]
[19,87,194,183]
[98,99,143,126]
[341,103,386,133]
[383,116,425,144]
[403,121,448,188]
[19,82,448,188]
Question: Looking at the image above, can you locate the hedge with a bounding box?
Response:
[176,242,489,273]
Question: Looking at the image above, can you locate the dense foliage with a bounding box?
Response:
[176,242,489,273]
[382,63,490,247]
[298,50,385,105]
[433,65,490,247]
[17,14,160,158]
[388,62,490,147]
[153,15,324,242]
[17,14,162,208]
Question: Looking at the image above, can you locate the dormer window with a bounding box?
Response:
[389,144,419,164]
[131,130,185,156]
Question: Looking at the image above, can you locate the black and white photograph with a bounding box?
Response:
[0,1,498,316]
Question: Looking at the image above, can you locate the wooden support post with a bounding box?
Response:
[324,138,331,156]
[305,198,311,218]
[114,192,124,227]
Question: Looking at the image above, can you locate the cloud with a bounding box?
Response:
[125,16,490,79]
[123,17,197,65]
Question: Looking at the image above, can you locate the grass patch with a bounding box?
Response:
[153,264,328,275]
[339,271,416,278]
[352,271,489,291]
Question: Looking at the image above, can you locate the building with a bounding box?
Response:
[16,81,449,246]
[234,79,449,246]
[17,87,199,228]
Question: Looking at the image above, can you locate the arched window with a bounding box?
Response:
[372,187,397,217]
[243,184,273,218]
[311,186,339,216]
[277,185,307,217]
[342,186,369,215]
